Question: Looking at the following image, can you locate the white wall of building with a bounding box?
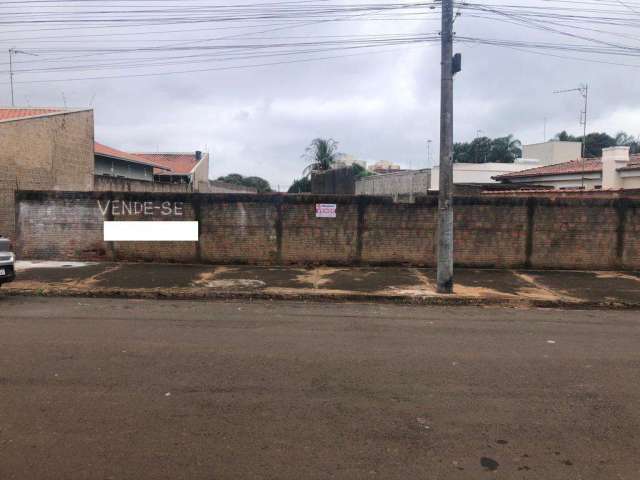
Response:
[602,146,640,190]
[429,161,539,191]
[618,170,640,189]
[522,141,582,165]
[602,146,629,190]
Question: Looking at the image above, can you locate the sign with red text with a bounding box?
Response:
[315,203,337,218]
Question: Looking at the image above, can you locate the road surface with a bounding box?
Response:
[0,297,639,479]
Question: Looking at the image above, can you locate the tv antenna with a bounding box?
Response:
[554,83,589,188]
[9,48,38,107]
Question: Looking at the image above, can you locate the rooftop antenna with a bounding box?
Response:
[9,48,38,107]
[554,83,589,189]
[475,129,483,163]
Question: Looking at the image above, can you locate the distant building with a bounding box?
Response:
[356,169,431,199]
[368,160,401,174]
[494,147,640,190]
[333,153,366,170]
[134,151,209,187]
[94,142,169,182]
[311,167,357,195]
[429,160,540,191]
[522,140,582,165]
[428,140,587,191]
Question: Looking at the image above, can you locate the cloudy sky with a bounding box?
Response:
[2,0,639,189]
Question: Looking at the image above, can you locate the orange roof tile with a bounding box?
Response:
[494,158,602,180]
[134,152,201,175]
[0,107,69,122]
[94,142,169,170]
[621,154,640,170]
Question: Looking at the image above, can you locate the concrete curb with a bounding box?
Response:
[2,285,639,310]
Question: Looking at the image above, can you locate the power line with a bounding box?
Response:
[615,0,640,14]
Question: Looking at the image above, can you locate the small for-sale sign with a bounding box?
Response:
[316,203,337,218]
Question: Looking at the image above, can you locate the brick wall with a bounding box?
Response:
[13,191,640,270]
[311,168,356,195]
[94,175,193,193]
[0,110,94,240]
[281,197,359,263]
[622,201,640,270]
[94,176,258,194]
[355,169,431,197]
[202,180,258,194]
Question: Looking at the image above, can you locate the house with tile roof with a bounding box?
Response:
[94,142,170,182]
[0,107,167,184]
[133,151,210,188]
[427,141,587,192]
[494,147,640,190]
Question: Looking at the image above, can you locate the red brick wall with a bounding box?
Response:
[13,191,640,270]
[198,198,278,263]
[623,202,640,270]
[281,199,359,264]
[111,199,198,263]
[17,194,105,259]
[454,199,529,268]
[361,202,437,265]
[530,201,620,270]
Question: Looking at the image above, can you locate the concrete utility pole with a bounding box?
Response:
[436,0,455,294]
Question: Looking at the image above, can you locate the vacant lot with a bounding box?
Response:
[0,297,639,479]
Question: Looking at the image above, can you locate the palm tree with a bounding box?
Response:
[506,135,522,160]
[302,138,339,177]
[488,135,522,163]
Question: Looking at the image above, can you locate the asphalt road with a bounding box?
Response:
[0,297,639,479]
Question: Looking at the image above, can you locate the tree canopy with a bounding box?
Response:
[453,134,522,163]
[351,163,373,178]
[287,164,368,193]
[553,131,640,158]
[288,177,311,193]
[217,173,272,193]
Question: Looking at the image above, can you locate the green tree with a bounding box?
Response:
[302,138,339,177]
[351,163,373,178]
[487,135,522,163]
[217,173,273,193]
[453,134,521,163]
[288,177,311,193]
[615,131,640,154]
[555,130,577,142]
[553,131,617,158]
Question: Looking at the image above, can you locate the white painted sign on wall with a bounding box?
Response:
[315,204,337,218]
